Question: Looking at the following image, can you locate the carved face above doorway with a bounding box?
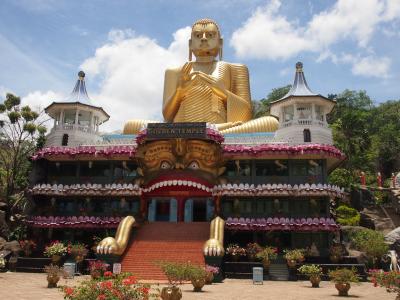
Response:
[136,138,225,184]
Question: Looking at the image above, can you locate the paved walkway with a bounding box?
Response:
[0,272,395,300]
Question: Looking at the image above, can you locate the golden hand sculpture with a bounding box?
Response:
[96,216,135,255]
[123,18,278,134]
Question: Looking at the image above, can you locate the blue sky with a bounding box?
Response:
[0,0,399,131]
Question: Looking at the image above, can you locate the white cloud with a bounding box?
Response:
[351,56,391,78]
[80,27,191,131]
[230,0,399,76]
[21,90,65,129]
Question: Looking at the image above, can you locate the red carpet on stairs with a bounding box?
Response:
[121,222,210,281]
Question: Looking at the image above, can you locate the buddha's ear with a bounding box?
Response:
[219,38,223,60]
[188,39,192,61]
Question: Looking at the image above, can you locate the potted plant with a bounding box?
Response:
[369,269,400,299]
[283,249,305,268]
[246,243,262,261]
[19,239,36,257]
[329,267,360,296]
[68,242,88,263]
[44,241,67,264]
[329,243,345,263]
[226,244,246,261]
[204,265,219,284]
[159,261,185,300]
[187,264,207,292]
[298,264,323,287]
[44,264,65,288]
[88,260,109,279]
[256,246,278,272]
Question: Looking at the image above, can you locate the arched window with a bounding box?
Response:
[303,129,311,143]
[62,134,69,146]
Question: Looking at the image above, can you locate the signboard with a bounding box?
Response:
[252,267,263,285]
[63,263,75,279]
[147,122,207,140]
[113,263,122,274]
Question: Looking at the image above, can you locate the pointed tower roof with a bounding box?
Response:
[65,71,91,104]
[271,62,333,104]
[45,71,109,123]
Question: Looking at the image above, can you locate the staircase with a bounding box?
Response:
[121,222,210,281]
[269,257,289,281]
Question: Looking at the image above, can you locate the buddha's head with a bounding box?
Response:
[189,18,223,61]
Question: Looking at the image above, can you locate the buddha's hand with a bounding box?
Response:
[203,238,224,257]
[190,71,227,99]
[178,62,193,87]
[96,237,120,255]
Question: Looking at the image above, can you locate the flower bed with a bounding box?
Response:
[62,272,156,300]
[25,216,122,228]
[225,217,339,232]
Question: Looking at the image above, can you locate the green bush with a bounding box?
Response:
[328,168,357,189]
[349,228,388,267]
[336,205,360,226]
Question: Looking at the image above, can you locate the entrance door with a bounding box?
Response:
[148,198,178,222]
[184,198,213,222]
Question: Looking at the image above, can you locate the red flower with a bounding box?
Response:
[64,287,74,296]
[122,275,137,285]
[104,271,113,277]
[100,280,113,289]
[97,295,106,300]
[141,287,150,294]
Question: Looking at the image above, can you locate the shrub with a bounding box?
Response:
[226,244,246,256]
[246,243,262,256]
[329,267,360,284]
[350,228,389,266]
[62,272,156,300]
[283,249,305,262]
[298,264,322,276]
[159,261,191,285]
[336,205,360,226]
[369,269,400,296]
[255,246,278,261]
[44,241,67,257]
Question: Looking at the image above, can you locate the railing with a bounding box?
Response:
[281,119,328,128]
[51,124,95,134]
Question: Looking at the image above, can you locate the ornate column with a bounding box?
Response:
[140,195,147,220]
[177,197,186,222]
[214,195,221,216]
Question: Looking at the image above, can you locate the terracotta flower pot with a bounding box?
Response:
[205,272,214,284]
[47,274,60,288]
[335,283,351,296]
[310,275,321,288]
[160,286,182,300]
[262,259,271,272]
[191,278,206,292]
[74,254,84,263]
[51,255,61,265]
[330,255,341,263]
[247,254,256,262]
[231,254,240,262]
[287,259,297,268]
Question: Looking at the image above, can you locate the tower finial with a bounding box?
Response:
[296,62,303,72]
[78,71,85,80]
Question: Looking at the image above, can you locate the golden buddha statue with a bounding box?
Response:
[123,18,278,134]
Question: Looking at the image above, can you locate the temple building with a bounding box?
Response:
[26,19,345,280]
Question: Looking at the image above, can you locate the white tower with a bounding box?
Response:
[44,71,109,147]
[270,62,335,145]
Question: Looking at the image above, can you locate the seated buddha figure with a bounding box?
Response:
[123,18,278,134]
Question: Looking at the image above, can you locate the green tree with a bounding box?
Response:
[328,90,374,170]
[253,85,291,118]
[0,93,47,237]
